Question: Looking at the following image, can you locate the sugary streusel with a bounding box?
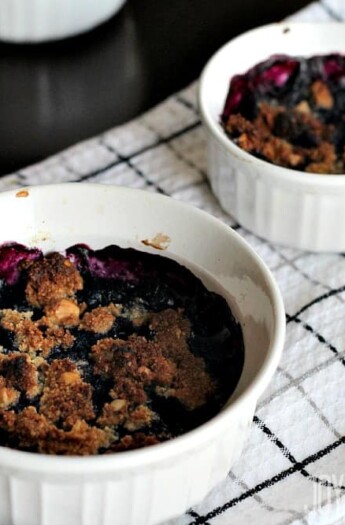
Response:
[0,243,244,455]
[222,54,345,174]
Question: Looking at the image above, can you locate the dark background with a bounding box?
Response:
[0,0,311,175]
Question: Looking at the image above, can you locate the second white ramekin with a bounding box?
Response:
[199,23,345,252]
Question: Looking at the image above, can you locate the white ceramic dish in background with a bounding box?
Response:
[199,23,345,252]
[0,184,285,525]
[0,0,126,43]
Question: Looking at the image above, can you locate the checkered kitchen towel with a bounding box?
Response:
[1,1,345,524]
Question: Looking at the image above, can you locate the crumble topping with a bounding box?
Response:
[79,304,120,333]
[0,243,244,455]
[40,359,95,428]
[25,252,83,308]
[0,308,75,357]
[44,299,80,327]
[222,54,345,174]
[0,407,113,455]
[0,353,40,399]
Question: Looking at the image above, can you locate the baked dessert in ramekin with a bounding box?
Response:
[0,184,284,525]
[199,23,345,251]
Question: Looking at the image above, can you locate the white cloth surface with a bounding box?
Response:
[2,1,345,524]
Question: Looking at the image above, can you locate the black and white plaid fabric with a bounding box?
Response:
[2,1,345,523]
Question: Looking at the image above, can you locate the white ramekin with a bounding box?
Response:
[0,0,126,42]
[0,184,285,525]
[199,23,345,252]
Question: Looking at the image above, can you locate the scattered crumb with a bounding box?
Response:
[15,190,29,198]
[141,233,171,250]
[24,253,83,308]
[80,304,120,334]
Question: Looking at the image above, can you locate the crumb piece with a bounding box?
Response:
[13,316,45,353]
[124,405,155,431]
[80,304,120,333]
[150,309,215,410]
[236,132,261,154]
[225,112,257,137]
[61,371,81,385]
[41,325,75,355]
[0,378,20,408]
[40,419,114,456]
[92,337,132,377]
[97,399,128,427]
[0,407,113,455]
[261,136,303,167]
[25,253,83,308]
[123,304,149,328]
[1,308,33,331]
[295,100,311,114]
[40,359,95,428]
[15,190,29,198]
[0,309,75,357]
[311,80,334,109]
[306,142,337,173]
[0,407,51,446]
[136,365,155,382]
[141,233,171,250]
[0,352,40,398]
[44,299,80,327]
[256,102,282,131]
[0,309,43,354]
[92,337,159,407]
[109,432,163,452]
[32,356,45,368]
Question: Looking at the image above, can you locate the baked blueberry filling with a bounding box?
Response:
[0,243,244,455]
[222,54,345,173]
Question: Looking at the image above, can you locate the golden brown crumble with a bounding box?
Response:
[306,142,337,174]
[40,359,95,428]
[0,309,74,357]
[79,304,120,334]
[97,399,128,427]
[41,420,114,456]
[0,407,113,455]
[92,309,214,414]
[311,80,334,109]
[0,248,236,456]
[0,301,216,454]
[150,309,215,410]
[24,253,83,308]
[0,353,40,399]
[225,102,341,173]
[0,378,20,409]
[109,433,162,452]
[44,299,80,327]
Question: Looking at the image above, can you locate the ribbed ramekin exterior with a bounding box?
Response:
[0,0,126,42]
[207,132,345,252]
[0,406,254,525]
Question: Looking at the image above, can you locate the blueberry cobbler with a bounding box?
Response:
[222,54,345,174]
[0,243,244,455]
